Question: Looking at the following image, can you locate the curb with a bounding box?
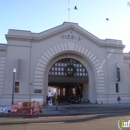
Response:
[0,110,130,118]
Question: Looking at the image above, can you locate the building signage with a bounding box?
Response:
[60,35,82,41]
[34,89,42,93]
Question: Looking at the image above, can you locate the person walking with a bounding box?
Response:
[55,95,58,104]
[46,95,49,105]
[117,96,121,104]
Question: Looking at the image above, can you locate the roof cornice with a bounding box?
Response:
[0,44,6,51]
[5,22,125,48]
[124,53,130,59]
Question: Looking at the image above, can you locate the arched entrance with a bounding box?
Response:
[48,58,89,104]
[43,53,96,103]
[33,42,105,103]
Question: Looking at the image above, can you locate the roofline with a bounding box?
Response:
[0,43,7,51]
[5,22,124,48]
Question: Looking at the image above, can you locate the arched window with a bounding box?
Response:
[49,58,88,77]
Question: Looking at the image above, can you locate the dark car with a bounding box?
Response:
[68,96,80,103]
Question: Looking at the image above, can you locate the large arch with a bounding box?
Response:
[33,42,105,102]
[44,53,95,103]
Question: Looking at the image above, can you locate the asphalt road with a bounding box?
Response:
[0,104,130,130]
[0,112,130,130]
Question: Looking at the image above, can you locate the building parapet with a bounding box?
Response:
[124,53,130,59]
[5,22,125,49]
[0,44,6,51]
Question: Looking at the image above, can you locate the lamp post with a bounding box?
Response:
[11,68,16,105]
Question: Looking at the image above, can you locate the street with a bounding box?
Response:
[1,104,130,130]
[0,112,130,130]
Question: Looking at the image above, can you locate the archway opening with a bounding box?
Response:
[48,58,89,104]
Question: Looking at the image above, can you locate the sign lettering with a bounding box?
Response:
[60,35,82,41]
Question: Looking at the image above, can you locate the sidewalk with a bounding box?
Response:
[0,103,130,117]
[41,103,130,116]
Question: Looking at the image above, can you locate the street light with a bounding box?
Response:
[11,68,16,105]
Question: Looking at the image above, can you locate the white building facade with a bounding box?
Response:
[0,22,130,105]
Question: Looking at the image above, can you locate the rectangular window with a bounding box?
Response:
[116,83,119,93]
[15,82,19,93]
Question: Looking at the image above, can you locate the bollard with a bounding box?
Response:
[56,101,58,111]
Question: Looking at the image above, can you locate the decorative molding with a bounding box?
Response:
[34,42,105,92]
[6,22,124,49]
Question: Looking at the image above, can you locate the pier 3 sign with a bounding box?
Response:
[60,35,82,41]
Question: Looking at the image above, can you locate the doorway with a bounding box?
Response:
[48,58,89,104]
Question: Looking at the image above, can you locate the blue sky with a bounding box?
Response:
[0,0,130,52]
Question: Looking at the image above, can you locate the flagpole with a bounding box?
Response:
[68,0,70,22]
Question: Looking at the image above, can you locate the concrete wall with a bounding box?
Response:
[1,40,31,105]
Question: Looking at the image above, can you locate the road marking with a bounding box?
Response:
[29,122,64,125]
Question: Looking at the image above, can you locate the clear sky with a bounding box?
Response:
[0,0,130,52]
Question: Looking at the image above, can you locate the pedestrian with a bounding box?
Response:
[55,95,57,101]
[55,95,58,103]
[55,95,58,106]
[117,96,121,104]
[80,93,83,103]
[46,95,49,105]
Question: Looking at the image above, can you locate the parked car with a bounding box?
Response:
[68,96,80,103]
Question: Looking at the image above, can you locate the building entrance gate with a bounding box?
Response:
[48,58,89,104]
